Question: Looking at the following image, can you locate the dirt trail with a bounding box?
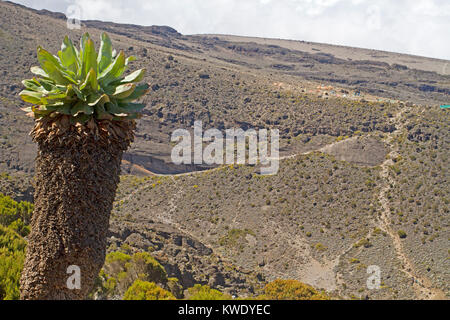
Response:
[117,107,447,299]
[119,135,361,207]
[376,107,446,300]
[152,175,206,244]
[151,135,358,178]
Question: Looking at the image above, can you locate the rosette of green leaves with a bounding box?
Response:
[19,32,149,123]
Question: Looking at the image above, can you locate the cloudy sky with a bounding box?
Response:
[10,0,450,60]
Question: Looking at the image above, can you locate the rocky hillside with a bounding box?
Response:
[0,1,448,299]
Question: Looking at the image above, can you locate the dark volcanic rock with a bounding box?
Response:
[107,221,259,296]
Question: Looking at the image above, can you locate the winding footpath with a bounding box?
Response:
[118,106,446,299]
[375,107,445,299]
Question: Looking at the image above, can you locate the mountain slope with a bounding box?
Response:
[0,1,448,299]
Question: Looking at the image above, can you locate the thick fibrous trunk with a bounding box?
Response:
[20,117,135,300]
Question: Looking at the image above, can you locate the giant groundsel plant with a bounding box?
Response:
[20,32,148,123]
[19,32,148,300]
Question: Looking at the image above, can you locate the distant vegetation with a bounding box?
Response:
[0,193,32,300]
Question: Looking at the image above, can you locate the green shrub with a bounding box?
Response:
[95,250,168,298]
[187,284,231,300]
[315,243,327,251]
[218,228,254,247]
[0,195,31,300]
[8,218,30,237]
[128,252,167,284]
[0,193,33,227]
[353,238,372,248]
[167,277,183,299]
[397,230,407,239]
[257,279,329,300]
[104,251,131,275]
[123,280,175,300]
[0,225,26,300]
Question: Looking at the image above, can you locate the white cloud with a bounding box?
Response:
[293,0,341,16]
[10,0,450,60]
